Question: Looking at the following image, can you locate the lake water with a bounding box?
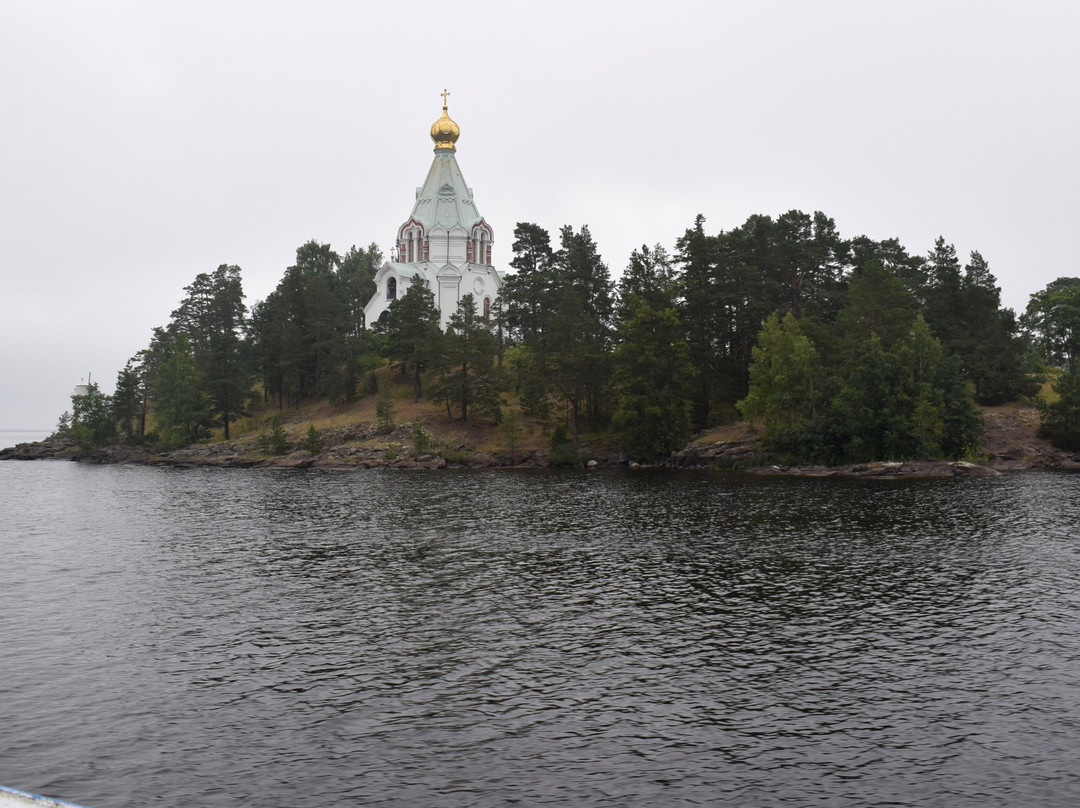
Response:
[2,461,1079,807]
[0,429,52,449]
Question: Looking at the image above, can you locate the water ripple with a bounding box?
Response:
[2,464,1080,806]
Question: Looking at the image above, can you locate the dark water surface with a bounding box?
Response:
[2,462,1079,806]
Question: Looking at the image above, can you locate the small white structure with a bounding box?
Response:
[364,91,503,329]
[72,379,91,397]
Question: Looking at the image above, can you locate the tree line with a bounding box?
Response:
[59,210,1080,462]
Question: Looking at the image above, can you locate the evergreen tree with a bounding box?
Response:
[738,312,826,457]
[294,242,346,400]
[251,240,362,406]
[956,251,1038,404]
[1023,277,1080,371]
[69,382,116,451]
[338,243,382,333]
[917,244,1035,404]
[828,269,983,462]
[152,336,213,446]
[169,264,252,438]
[850,236,928,302]
[835,260,919,352]
[677,210,850,428]
[504,343,553,418]
[431,294,501,422]
[501,222,557,341]
[772,209,850,321]
[503,223,613,441]
[248,294,286,407]
[1025,278,1080,450]
[676,214,720,430]
[922,237,965,349]
[553,225,615,434]
[1037,369,1080,449]
[616,244,678,323]
[501,223,558,417]
[331,244,384,403]
[380,277,442,401]
[935,352,984,458]
[901,317,948,458]
[557,224,613,331]
[499,406,527,464]
[740,284,983,463]
[828,333,903,462]
[111,359,143,442]
[612,302,695,463]
[710,218,774,406]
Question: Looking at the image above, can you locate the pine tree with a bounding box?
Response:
[112,359,143,443]
[381,277,442,401]
[169,264,251,438]
[738,313,825,456]
[70,382,116,451]
[613,302,695,463]
[153,337,212,447]
[431,295,501,422]
[501,222,557,341]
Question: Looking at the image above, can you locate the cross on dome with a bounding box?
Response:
[363,93,502,330]
[430,89,460,151]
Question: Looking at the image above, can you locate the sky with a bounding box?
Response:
[2,0,1078,431]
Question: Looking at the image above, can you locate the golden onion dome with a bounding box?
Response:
[430,89,460,151]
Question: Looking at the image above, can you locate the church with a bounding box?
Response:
[363,93,503,329]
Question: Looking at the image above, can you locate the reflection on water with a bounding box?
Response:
[2,463,1080,806]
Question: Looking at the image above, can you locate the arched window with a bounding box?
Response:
[483,296,491,320]
[387,277,397,300]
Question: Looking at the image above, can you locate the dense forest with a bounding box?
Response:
[60,210,1080,464]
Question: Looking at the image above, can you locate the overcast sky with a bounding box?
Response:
[2,0,1077,432]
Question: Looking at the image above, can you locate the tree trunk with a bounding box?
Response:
[460,362,469,422]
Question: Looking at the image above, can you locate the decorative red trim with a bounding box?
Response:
[396,217,427,241]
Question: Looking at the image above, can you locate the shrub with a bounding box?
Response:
[259,415,290,455]
[411,423,436,454]
[302,424,323,454]
[439,447,472,465]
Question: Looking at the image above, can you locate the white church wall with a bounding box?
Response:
[362,99,503,330]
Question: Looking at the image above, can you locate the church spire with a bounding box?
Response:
[363,93,502,330]
[429,88,460,152]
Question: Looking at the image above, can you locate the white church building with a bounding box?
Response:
[363,93,503,329]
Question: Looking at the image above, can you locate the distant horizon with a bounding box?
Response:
[0,429,54,453]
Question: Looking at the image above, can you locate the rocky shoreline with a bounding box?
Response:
[5,406,1079,477]
[0,422,608,471]
[670,405,1080,476]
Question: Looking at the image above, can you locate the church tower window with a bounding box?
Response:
[387,277,397,300]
